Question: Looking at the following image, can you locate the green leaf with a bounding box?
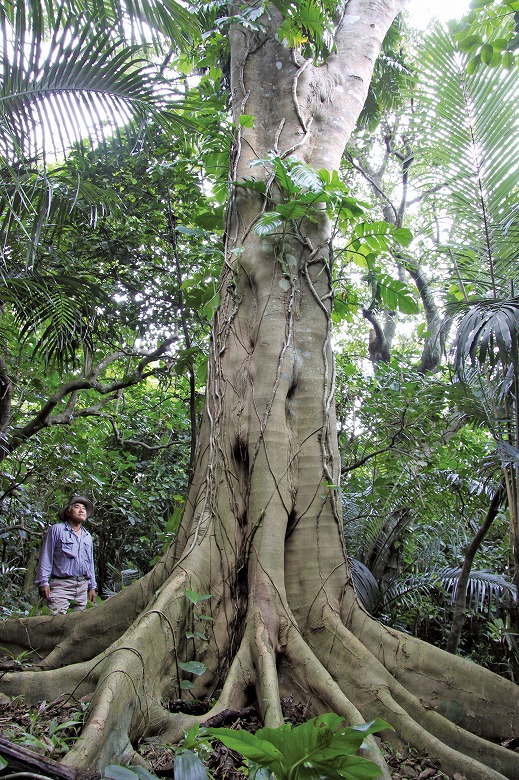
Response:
[176,225,203,236]
[128,767,160,780]
[378,276,420,314]
[466,52,481,73]
[194,211,224,230]
[457,34,483,52]
[174,749,210,780]
[332,297,355,324]
[207,728,283,766]
[178,660,206,675]
[314,755,382,779]
[185,590,212,604]
[0,757,7,770]
[185,631,209,640]
[318,168,331,185]
[236,177,268,194]
[393,227,413,247]
[179,679,196,689]
[275,201,309,219]
[254,212,285,236]
[103,766,141,780]
[480,43,494,64]
[287,161,323,192]
[238,114,256,127]
[202,292,221,320]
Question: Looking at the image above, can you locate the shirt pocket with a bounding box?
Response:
[60,540,77,559]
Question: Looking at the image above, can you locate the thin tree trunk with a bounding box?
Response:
[0,355,11,432]
[446,480,506,654]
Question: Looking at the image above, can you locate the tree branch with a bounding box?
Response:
[2,338,177,462]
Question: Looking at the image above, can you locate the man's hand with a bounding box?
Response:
[39,585,50,599]
[88,589,96,604]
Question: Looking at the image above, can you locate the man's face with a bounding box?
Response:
[68,502,88,523]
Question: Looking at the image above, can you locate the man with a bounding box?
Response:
[35,495,97,614]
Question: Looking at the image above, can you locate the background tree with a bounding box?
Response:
[335,6,519,672]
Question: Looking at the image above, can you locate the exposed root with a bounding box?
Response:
[282,626,392,780]
[352,607,519,742]
[0,659,96,703]
[147,607,393,780]
[313,606,519,780]
[2,563,519,779]
[155,648,253,744]
[0,555,176,667]
[61,656,147,769]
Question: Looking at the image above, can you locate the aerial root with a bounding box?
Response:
[250,608,284,727]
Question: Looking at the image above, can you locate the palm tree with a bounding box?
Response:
[0,0,199,363]
[411,19,519,625]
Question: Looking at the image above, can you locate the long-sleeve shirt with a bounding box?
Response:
[35,522,96,591]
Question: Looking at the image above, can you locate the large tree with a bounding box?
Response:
[1,2,519,779]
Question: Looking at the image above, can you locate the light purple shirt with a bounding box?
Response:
[35,522,96,590]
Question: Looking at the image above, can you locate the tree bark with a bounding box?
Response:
[1,3,519,780]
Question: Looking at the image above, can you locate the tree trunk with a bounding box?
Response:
[1,3,518,779]
[0,354,12,431]
[446,481,506,654]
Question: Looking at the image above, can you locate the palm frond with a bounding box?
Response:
[0,2,197,263]
[358,16,415,130]
[452,297,519,369]
[348,556,381,614]
[0,162,121,264]
[2,0,199,53]
[413,23,519,298]
[382,566,515,616]
[0,8,190,164]
[87,0,199,52]
[1,272,108,369]
[439,567,516,612]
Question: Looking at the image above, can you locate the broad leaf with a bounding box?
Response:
[377,276,420,314]
[207,728,284,766]
[254,212,284,236]
[185,590,212,604]
[178,660,206,675]
[174,749,210,780]
[103,766,141,780]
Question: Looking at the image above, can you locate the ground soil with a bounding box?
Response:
[3,693,517,780]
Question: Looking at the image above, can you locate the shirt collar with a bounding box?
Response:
[64,521,90,536]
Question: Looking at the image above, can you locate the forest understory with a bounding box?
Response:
[2,691,517,780]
